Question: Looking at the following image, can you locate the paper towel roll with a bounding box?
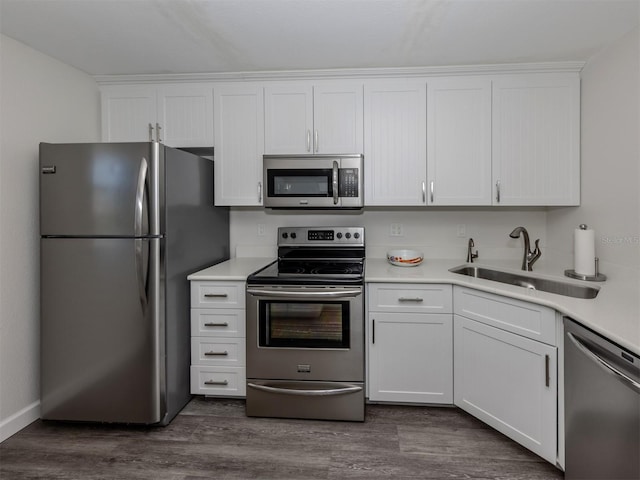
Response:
[574,226,595,276]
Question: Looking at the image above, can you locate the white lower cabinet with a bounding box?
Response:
[367,283,453,403]
[189,280,247,397]
[453,287,558,464]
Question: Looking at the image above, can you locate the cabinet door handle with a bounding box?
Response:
[204,351,229,356]
[204,322,229,327]
[421,182,426,203]
[258,181,263,203]
[496,180,501,203]
[306,130,311,152]
[544,354,550,387]
[372,319,375,344]
[314,130,319,152]
[398,297,424,302]
[155,123,162,143]
[430,181,434,203]
[148,123,154,142]
[204,293,228,298]
[204,380,229,386]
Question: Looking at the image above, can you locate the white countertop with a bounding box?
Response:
[187,257,274,281]
[367,258,640,356]
[187,256,639,355]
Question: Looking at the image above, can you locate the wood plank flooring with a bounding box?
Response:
[0,398,564,479]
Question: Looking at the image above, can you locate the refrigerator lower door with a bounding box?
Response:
[41,237,163,424]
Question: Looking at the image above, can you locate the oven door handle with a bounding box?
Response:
[247,382,362,397]
[246,288,362,299]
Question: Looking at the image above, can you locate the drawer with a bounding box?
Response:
[191,337,246,366]
[190,366,246,397]
[454,286,556,345]
[191,309,246,337]
[368,283,452,313]
[190,281,245,309]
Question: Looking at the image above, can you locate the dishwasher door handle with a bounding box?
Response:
[567,332,640,393]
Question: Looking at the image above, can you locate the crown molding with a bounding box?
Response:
[94,61,586,85]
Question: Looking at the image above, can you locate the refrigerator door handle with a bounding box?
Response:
[135,238,149,316]
[135,157,148,237]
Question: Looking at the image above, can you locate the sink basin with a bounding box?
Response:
[449,265,600,299]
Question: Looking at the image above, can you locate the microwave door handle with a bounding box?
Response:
[332,160,339,205]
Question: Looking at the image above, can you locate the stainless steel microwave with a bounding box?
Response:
[263,154,363,209]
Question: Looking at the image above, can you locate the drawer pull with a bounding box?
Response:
[204,351,229,356]
[204,293,228,298]
[398,297,424,302]
[204,322,229,327]
[204,379,229,386]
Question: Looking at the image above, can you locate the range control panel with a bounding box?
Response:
[278,226,365,246]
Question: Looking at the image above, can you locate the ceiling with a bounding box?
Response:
[1,0,638,77]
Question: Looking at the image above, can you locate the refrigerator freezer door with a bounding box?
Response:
[41,237,163,424]
[39,142,160,237]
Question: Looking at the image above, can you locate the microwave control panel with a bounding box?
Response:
[338,169,359,197]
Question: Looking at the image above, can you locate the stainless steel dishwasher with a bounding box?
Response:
[564,317,640,479]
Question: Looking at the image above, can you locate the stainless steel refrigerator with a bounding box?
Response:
[39,142,229,425]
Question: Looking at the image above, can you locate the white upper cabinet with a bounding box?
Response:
[264,82,363,154]
[101,84,214,147]
[156,85,214,147]
[427,77,492,205]
[213,83,265,206]
[101,85,156,142]
[492,73,580,206]
[364,80,427,206]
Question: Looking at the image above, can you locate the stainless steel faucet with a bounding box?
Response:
[509,227,542,271]
[466,238,478,263]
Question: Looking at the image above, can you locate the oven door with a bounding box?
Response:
[246,285,364,382]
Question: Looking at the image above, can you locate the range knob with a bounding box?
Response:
[354,232,360,239]
[282,232,288,239]
[345,233,351,239]
[336,232,343,239]
[290,232,297,239]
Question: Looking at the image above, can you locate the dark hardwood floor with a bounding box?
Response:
[0,398,563,479]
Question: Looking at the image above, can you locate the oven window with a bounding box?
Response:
[259,300,350,348]
[268,169,332,197]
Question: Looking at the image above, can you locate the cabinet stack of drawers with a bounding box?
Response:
[189,281,247,397]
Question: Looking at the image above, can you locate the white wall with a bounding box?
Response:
[546,27,639,283]
[230,207,547,265]
[0,35,100,441]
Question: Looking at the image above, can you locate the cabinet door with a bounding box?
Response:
[156,84,213,147]
[213,83,265,206]
[427,77,492,205]
[101,85,156,142]
[369,312,452,404]
[364,80,427,205]
[264,84,313,153]
[454,315,557,463]
[492,73,580,205]
[313,83,363,154]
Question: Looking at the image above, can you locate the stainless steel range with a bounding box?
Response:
[246,226,365,421]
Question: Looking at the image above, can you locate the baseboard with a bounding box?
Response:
[0,401,40,443]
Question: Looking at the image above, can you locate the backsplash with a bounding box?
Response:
[230,207,547,265]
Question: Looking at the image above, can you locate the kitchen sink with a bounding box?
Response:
[449,265,600,299]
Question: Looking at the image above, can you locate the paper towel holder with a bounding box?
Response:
[565,257,607,282]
